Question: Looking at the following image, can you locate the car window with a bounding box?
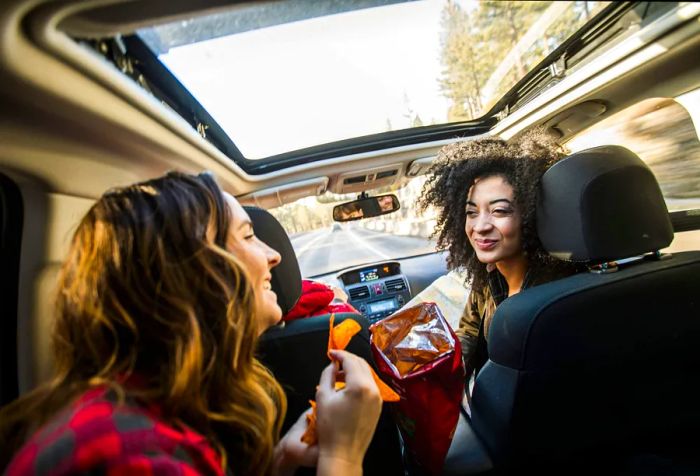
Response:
[268,176,437,277]
[137,1,610,160]
[566,98,700,212]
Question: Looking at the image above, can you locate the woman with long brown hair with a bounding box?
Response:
[0,171,381,475]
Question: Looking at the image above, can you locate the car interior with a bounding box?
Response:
[2,1,700,474]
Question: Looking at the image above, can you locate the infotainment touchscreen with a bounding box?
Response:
[359,268,379,282]
[340,262,401,285]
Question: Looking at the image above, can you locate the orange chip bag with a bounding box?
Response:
[369,302,465,475]
[300,314,400,444]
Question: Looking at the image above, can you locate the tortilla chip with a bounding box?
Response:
[302,315,400,444]
[300,400,317,445]
[370,368,400,402]
[330,319,362,355]
[327,314,362,358]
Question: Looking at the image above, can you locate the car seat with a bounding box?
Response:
[244,206,404,476]
[445,146,700,474]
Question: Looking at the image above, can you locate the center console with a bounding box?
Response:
[339,261,411,324]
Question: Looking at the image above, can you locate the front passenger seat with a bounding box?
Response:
[464,145,700,473]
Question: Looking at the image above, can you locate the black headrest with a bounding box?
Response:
[537,145,673,263]
[244,206,302,315]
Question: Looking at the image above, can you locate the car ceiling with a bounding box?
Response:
[1,0,699,392]
[1,0,699,203]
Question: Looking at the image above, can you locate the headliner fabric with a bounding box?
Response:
[537,145,673,263]
[243,206,302,315]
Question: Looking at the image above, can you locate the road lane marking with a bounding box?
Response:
[346,228,391,260]
[295,229,333,258]
[290,228,326,247]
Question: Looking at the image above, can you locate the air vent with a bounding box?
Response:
[385,278,406,292]
[348,286,370,301]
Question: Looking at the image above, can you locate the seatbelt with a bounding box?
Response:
[472,317,489,377]
[463,315,489,417]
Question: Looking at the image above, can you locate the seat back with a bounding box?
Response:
[469,146,700,471]
[245,207,403,476]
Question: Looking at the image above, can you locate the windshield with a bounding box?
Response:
[138,1,609,159]
[268,176,437,277]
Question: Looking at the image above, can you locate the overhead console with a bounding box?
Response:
[333,164,403,194]
[338,261,411,324]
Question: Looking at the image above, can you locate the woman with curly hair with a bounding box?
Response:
[419,135,581,378]
[0,171,381,476]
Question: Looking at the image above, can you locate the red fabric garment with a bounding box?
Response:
[282,280,358,321]
[6,386,224,476]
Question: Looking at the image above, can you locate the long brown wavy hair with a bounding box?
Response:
[0,171,286,474]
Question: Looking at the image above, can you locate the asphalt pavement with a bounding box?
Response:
[290,223,436,277]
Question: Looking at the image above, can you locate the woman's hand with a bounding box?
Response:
[315,350,383,476]
[273,408,320,476]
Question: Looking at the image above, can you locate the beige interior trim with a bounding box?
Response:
[406,156,437,177]
[676,88,700,137]
[238,177,329,209]
[59,0,247,38]
[494,3,700,140]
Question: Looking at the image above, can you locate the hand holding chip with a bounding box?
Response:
[316,350,382,473]
[287,316,400,475]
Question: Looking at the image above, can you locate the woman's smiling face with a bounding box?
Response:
[465,175,524,266]
[223,193,283,334]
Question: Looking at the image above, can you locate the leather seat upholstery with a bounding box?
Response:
[244,206,404,476]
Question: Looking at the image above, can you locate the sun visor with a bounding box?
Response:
[237,177,328,209]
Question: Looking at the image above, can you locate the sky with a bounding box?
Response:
[159,1,464,159]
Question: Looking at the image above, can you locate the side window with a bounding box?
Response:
[566,98,700,212]
[567,98,700,252]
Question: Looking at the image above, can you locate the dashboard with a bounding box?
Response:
[337,261,412,323]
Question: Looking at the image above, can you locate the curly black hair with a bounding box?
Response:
[419,131,578,292]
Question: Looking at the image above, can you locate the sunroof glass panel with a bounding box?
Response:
[139,1,609,160]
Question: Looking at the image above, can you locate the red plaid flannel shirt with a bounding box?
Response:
[6,386,225,476]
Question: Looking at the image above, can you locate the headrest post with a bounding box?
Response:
[647,250,672,261]
[588,261,619,274]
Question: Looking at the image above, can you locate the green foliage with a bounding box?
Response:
[439,1,607,121]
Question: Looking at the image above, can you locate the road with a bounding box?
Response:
[290,223,436,277]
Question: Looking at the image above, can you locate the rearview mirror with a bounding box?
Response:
[333,194,400,222]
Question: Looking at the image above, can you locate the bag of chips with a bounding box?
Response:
[370,302,464,476]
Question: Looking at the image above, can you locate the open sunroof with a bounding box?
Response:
[135,2,610,159]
